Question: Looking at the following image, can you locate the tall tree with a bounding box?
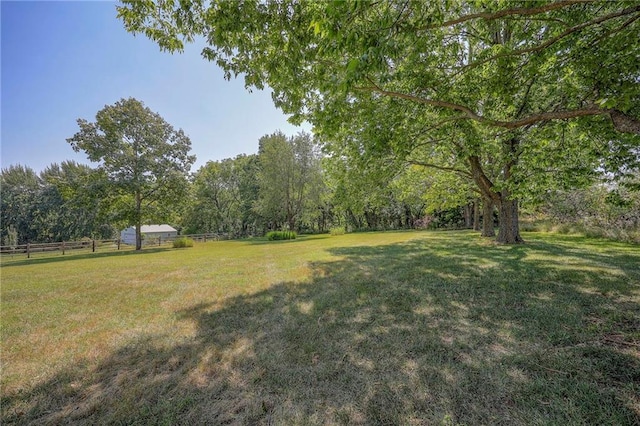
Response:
[118,0,640,243]
[235,154,262,235]
[67,98,195,250]
[256,131,323,231]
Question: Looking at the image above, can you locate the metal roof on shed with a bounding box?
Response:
[139,224,177,233]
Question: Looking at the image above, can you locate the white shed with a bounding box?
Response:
[120,224,178,245]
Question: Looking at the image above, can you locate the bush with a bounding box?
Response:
[266,231,297,241]
[173,237,194,248]
[329,226,346,236]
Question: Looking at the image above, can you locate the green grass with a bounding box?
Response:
[1,230,639,425]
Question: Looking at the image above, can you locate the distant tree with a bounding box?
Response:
[255,131,323,231]
[0,165,41,244]
[67,98,195,250]
[236,154,262,235]
[39,161,115,241]
[1,162,115,244]
[186,157,242,235]
[183,154,260,237]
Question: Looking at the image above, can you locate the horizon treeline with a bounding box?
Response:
[2,130,639,245]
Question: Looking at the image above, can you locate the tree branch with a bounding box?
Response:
[407,159,471,177]
[468,155,501,202]
[461,5,640,72]
[421,0,593,30]
[356,82,640,134]
[610,110,640,134]
[357,79,486,122]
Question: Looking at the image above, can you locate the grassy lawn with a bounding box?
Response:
[1,230,639,425]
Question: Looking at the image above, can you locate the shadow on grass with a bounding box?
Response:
[0,247,173,268]
[239,234,323,245]
[2,235,639,424]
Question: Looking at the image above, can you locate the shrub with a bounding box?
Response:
[329,226,346,236]
[266,231,297,241]
[173,237,194,248]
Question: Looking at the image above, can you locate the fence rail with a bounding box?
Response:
[0,233,228,262]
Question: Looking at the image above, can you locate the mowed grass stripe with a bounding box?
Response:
[1,231,639,425]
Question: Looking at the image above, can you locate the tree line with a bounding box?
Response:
[0,125,456,245]
[3,125,638,247]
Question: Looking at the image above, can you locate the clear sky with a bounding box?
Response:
[1,0,309,173]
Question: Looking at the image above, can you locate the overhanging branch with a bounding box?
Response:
[407,159,471,177]
[461,5,640,72]
[421,0,593,30]
[355,82,639,134]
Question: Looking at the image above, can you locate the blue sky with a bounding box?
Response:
[1,0,309,173]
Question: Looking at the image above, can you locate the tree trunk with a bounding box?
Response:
[473,198,481,231]
[468,136,524,244]
[135,221,142,250]
[481,196,495,237]
[496,197,523,244]
[464,204,473,228]
[135,191,142,251]
[495,138,524,244]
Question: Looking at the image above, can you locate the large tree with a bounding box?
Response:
[67,98,195,250]
[118,0,640,243]
[255,131,323,231]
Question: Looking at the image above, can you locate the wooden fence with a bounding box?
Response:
[0,233,228,261]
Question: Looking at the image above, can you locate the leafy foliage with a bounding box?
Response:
[117,0,640,243]
[538,183,640,243]
[0,162,114,244]
[67,98,195,250]
[255,131,324,232]
[183,155,257,236]
[329,226,346,236]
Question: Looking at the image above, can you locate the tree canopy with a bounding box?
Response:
[118,0,639,243]
[256,131,323,231]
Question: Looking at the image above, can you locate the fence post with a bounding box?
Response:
[27,243,30,259]
[159,236,162,246]
[92,239,96,253]
[204,234,207,243]
[117,238,121,250]
[62,241,65,255]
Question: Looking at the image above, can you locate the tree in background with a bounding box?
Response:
[1,165,42,244]
[0,162,114,244]
[39,161,115,241]
[67,98,195,250]
[118,0,640,243]
[184,154,258,237]
[255,131,323,232]
[235,154,262,236]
